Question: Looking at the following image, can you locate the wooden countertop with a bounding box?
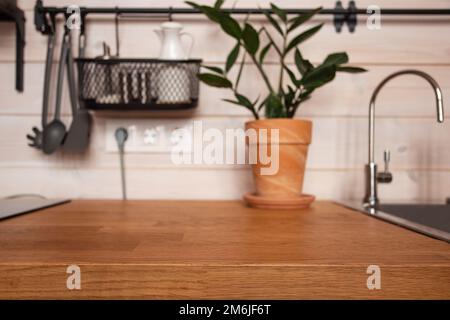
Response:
[0,200,449,299]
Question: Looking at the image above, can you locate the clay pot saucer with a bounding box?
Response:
[243,193,315,210]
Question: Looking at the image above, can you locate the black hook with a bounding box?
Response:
[115,10,120,56]
[168,6,173,21]
[333,1,358,33]
[333,1,345,33]
[50,12,56,34]
[63,12,70,34]
[79,11,87,36]
[34,0,55,35]
[347,1,357,32]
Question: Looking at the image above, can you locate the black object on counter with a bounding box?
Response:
[0,197,70,221]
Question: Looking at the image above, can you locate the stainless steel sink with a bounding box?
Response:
[339,202,450,243]
[345,69,449,243]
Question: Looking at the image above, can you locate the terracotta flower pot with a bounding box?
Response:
[245,119,312,199]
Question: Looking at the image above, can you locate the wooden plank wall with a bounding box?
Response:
[0,0,449,201]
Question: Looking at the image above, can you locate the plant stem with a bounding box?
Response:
[248,51,274,94]
[235,51,246,90]
[262,27,282,56]
[232,87,260,119]
[289,87,305,117]
[278,28,287,93]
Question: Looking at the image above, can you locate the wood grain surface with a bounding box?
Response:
[0,200,448,299]
[1,0,450,201]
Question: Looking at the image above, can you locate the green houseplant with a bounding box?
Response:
[187,1,367,208]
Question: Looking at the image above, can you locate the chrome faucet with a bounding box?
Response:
[363,70,445,209]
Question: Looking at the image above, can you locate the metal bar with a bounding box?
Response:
[36,6,450,16]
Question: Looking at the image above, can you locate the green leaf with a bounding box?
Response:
[223,98,244,106]
[202,65,224,74]
[185,2,222,23]
[198,73,232,88]
[219,14,242,39]
[284,85,296,108]
[261,27,283,56]
[263,11,283,35]
[235,93,253,109]
[226,43,240,72]
[214,0,225,9]
[223,94,255,112]
[253,95,260,106]
[301,65,336,91]
[242,23,260,55]
[336,66,368,73]
[185,1,202,10]
[323,52,349,66]
[270,3,287,23]
[223,98,239,105]
[294,49,313,76]
[259,43,272,64]
[283,64,299,86]
[299,88,314,100]
[257,95,269,111]
[287,7,322,33]
[265,93,286,118]
[285,24,323,54]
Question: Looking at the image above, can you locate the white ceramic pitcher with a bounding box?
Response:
[155,21,194,104]
[154,21,194,60]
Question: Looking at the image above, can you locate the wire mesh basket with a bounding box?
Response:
[76,58,202,110]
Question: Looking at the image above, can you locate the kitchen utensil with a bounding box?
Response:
[127,70,145,103]
[75,19,92,149]
[95,42,120,104]
[115,127,128,200]
[42,29,68,154]
[128,71,139,103]
[154,21,194,60]
[140,71,149,104]
[118,67,143,103]
[27,17,55,151]
[63,27,91,152]
[0,0,25,92]
[155,21,193,104]
[26,126,43,148]
[119,70,127,103]
[156,64,191,104]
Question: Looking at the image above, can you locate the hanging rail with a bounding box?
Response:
[35,0,450,34]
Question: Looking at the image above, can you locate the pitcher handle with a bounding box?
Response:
[180,32,194,59]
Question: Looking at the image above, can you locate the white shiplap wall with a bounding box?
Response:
[1,0,449,201]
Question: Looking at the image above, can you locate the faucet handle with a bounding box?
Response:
[377,149,393,183]
[384,149,390,171]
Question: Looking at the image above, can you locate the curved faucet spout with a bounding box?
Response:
[364,69,445,208]
[368,69,444,163]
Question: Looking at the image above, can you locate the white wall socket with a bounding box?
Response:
[105,119,194,153]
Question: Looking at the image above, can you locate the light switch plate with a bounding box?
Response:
[105,119,194,153]
[105,118,246,154]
